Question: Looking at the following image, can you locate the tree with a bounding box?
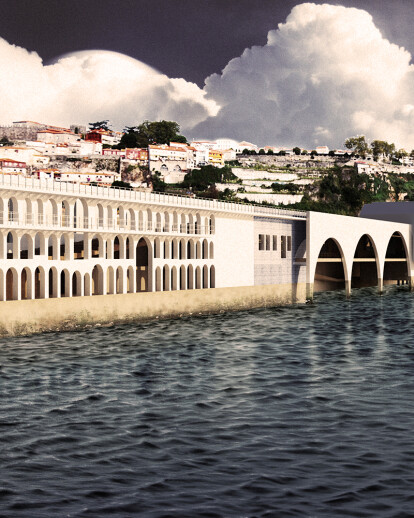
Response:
[371,140,395,159]
[345,135,369,157]
[328,150,335,157]
[172,134,188,144]
[258,148,265,155]
[119,120,182,148]
[182,165,236,192]
[89,120,111,131]
[293,146,301,155]
[267,149,274,155]
[0,136,12,146]
[111,180,132,190]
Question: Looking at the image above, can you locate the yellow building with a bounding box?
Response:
[208,149,224,166]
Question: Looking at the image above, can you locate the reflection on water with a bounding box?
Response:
[1,286,414,517]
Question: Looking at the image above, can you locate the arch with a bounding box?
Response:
[116,266,124,294]
[36,199,44,225]
[60,234,70,260]
[117,206,125,228]
[203,265,209,288]
[48,234,58,260]
[209,241,214,259]
[114,236,121,259]
[164,212,170,232]
[21,267,32,300]
[147,209,153,231]
[97,203,104,228]
[351,234,379,290]
[34,232,45,256]
[7,231,17,259]
[48,267,58,298]
[172,211,178,232]
[20,233,33,259]
[187,214,194,234]
[179,238,186,259]
[136,237,152,292]
[84,272,91,296]
[8,197,18,222]
[195,213,202,235]
[6,268,18,300]
[209,215,215,235]
[74,198,88,229]
[34,266,46,299]
[72,271,82,297]
[156,212,162,232]
[138,210,144,231]
[107,266,115,294]
[25,198,32,225]
[48,199,58,225]
[171,266,178,291]
[172,238,178,259]
[210,265,215,288]
[155,267,162,291]
[196,241,202,259]
[127,266,134,293]
[92,265,104,295]
[160,163,168,173]
[91,234,103,258]
[61,200,70,227]
[107,206,114,228]
[314,238,347,293]
[180,213,186,234]
[60,269,71,297]
[180,265,186,290]
[74,233,84,260]
[129,208,136,230]
[126,237,131,259]
[163,265,170,291]
[195,266,202,289]
[0,198,4,225]
[384,231,410,286]
[202,239,208,259]
[187,239,195,260]
[187,264,194,289]
[154,237,161,259]
[163,240,170,259]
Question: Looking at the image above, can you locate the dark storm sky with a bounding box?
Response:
[1,0,413,86]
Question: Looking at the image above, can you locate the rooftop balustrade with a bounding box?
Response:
[0,174,307,220]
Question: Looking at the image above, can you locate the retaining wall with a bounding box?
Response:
[0,283,307,336]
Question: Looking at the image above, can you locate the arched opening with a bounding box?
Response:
[6,268,18,300]
[36,199,44,225]
[49,267,58,298]
[48,235,58,260]
[34,232,44,256]
[116,266,123,294]
[25,199,32,225]
[107,266,115,294]
[187,240,195,260]
[179,239,185,259]
[84,273,91,296]
[196,241,202,259]
[155,267,162,291]
[195,213,201,235]
[187,214,194,234]
[209,241,214,259]
[154,237,161,259]
[164,212,170,232]
[180,214,186,234]
[351,234,378,289]
[129,209,136,230]
[384,232,409,286]
[203,265,208,288]
[61,201,70,227]
[20,233,33,259]
[21,267,32,300]
[147,209,152,231]
[91,235,101,258]
[74,233,84,259]
[314,238,346,293]
[187,265,194,290]
[92,265,104,295]
[180,265,186,290]
[126,237,130,259]
[72,271,82,296]
[97,204,104,228]
[136,238,151,292]
[171,266,178,291]
[202,239,208,259]
[210,266,215,288]
[35,266,45,299]
[195,266,202,289]
[114,236,120,259]
[156,213,162,232]
[163,240,170,259]
[8,197,17,222]
[60,269,70,297]
[7,232,15,259]
[163,265,170,291]
[127,266,134,293]
[209,215,215,235]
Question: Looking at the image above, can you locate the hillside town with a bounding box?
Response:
[1,119,414,215]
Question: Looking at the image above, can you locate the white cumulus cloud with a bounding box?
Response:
[194,2,414,149]
[0,41,218,131]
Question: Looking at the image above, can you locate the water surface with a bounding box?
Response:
[1,287,414,517]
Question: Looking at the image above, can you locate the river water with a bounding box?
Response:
[1,286,414,517]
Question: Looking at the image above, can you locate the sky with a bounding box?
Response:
[1,0,414,149]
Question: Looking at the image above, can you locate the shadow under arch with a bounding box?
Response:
[351,234,379,289]
[384,231,410,286]
[136,237,153,292]
[314,238,347,293]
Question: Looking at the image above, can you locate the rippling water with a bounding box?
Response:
[2,287,414,517]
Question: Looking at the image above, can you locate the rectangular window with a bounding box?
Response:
[266,235,270,250]
[287,236,292,252]
[273,235,277,250]
[281,236,287,258]
[259,234,264,251]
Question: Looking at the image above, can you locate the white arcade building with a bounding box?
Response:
[0,174,412,304]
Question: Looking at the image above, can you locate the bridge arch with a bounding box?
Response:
[351,234,380,290]
[383,231,410,287]
[314,238,348,293]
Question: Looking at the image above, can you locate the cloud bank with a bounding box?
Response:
[0,44,218,131]
[2,3,414,148]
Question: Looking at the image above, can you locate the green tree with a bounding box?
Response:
[120,120,182,147]
[293,146,301,155]
[89,120,111,131]
[182,165,236,192]
[345,135,369,157]
[371,140,395,159]
[111,180,132,190]
[258,148,265,155]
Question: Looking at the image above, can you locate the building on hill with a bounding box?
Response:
[125,148,149,165]
[0,159,27,175]
[208,149,224,167]
[149,144,188,184]
[37,130,79,145]
[236,141,258,153]
[316,146,330,155]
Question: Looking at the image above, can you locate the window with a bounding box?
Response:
[273,235,277,250]
[287,236,292,252]
[266,235,270,250]
[259,234,264,250]
[281,236,287,258]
